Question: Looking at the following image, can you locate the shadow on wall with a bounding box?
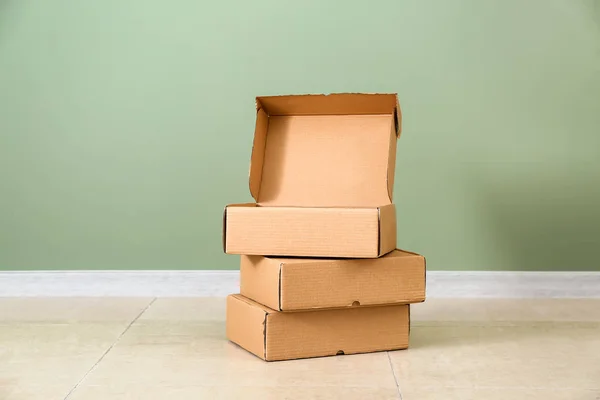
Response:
[466,166,600,271]
[589,0,600,28]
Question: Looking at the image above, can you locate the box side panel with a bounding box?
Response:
[257,93,398,116]
[226,295,268,360]
[386,118,398,202]
[240,255,282,311]
[408,304,412,338]
[388,253,426,304]
[258,115,392,208]
[265,304,409,361]
[249,108,269,201]
[378,204,397,256]
[280,250,425,310]
[223,203,256,253]
[225,206,379,258]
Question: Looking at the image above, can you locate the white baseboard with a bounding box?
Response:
[427,271,600,298]
[0,270,599,298]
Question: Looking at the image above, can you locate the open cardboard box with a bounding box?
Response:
[226,294,410,361]
[240,249,426,312]
[223,93,402,258]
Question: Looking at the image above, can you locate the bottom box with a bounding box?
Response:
[226,294,410,361]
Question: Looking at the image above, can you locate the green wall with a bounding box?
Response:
[1,0,599,271]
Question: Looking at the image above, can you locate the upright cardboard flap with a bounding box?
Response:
[248,93,401,207]
[257,93,400,120]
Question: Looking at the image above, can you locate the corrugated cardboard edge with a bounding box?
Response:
[223,203,260,254]
[275,302,418,313]
[249,105,269,201]
[390,93,401,201]
[377,208,381,256]
[399,248,427,304]
[377,204,397,256]
[394,94,402,137]
[256,92,400,136]
[408,304,412,339]
[239,255,282,311]
[386,114,398,202]
[226,294,271,360]
[221,206,228,253]
[397,248,427,303]
[264,312,268,360]
[227,294,274,361]
[256,92,398,114]
[278,262,284,311]
[422,254,427,303]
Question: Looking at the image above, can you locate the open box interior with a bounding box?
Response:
[223,93,401,258]
[249,93,401,208]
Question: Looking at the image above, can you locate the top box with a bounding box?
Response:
[223,93,402,258]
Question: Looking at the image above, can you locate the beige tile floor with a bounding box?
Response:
[1,298,599,400]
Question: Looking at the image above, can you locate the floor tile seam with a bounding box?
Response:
[386,352,403,399]
[62,297,157,400]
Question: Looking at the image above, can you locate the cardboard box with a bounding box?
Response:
[240,249,426,311]
[223,93,401,258]
[226,294,410,361]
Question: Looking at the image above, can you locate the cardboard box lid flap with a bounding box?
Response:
[257,93,400,122]
[249,94,400,207]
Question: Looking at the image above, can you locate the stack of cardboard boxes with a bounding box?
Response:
[222,93,426,361]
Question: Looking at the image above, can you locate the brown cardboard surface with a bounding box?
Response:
[257,114,394,207]
[225,293,268,358]
[251,93,401,206]
[253,95,400,207]
[379,204,397,255]
[248,108,268,200]
[226,294,410,361]
[240,249,426,311]
[255,94,401,134]
[224,204,396,258]
[224,93,401,258]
